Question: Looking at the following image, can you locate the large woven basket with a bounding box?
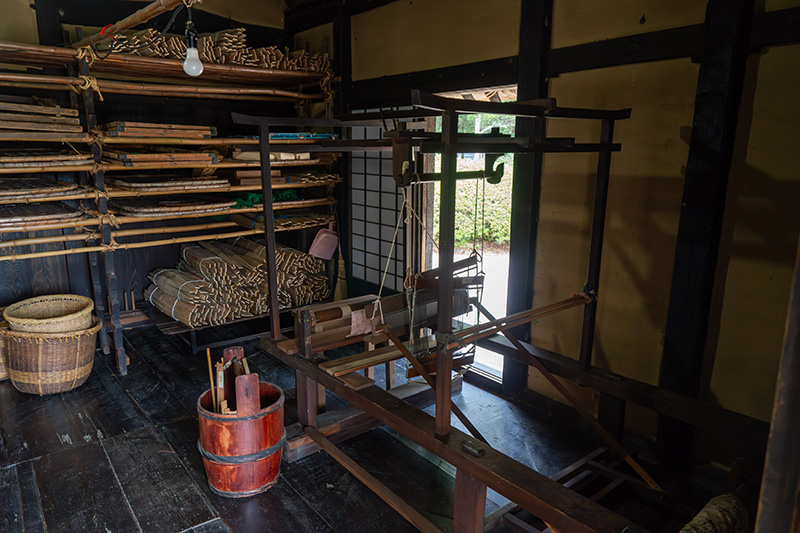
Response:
[0,320,7,382]
[4,294,94,333]
[3,319,100,395]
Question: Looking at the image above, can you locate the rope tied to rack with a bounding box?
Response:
[319,69,335,104]
[94,189,109,202]
[77,75,104,101]
[98,212,120,228]
[76,46,99,67]
[103,237,123,252]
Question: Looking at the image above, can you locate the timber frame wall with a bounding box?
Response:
[287,0,800,479]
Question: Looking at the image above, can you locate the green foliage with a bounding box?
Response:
[433,156,514,247]
[430,112,516,247]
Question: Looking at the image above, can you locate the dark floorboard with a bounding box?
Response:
[0,323,727,532]
[14,460,46,533]
[104,426,217,532]
[34,443,140,532]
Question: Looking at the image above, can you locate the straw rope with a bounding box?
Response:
[76,46,99,66]
[78,75,104,101]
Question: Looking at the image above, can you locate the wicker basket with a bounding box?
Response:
[3,294,94,333]
[3,319,100,395]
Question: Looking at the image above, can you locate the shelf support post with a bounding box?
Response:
[78,56,127,374]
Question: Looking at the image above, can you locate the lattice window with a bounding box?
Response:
[348,108,409,293]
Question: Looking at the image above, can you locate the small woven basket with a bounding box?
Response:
[3,294,94,333]
[3,319,100,395]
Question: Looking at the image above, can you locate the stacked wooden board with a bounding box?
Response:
[144,237,330,327]
[0,98,82,134]
[104,149,220,167]
[101,121,217,138]
[0,177,86,201]
[231,211,334,232]
[0,150,93,169]
[109,196,236,217]
[0,202,84,228]
[106,174,230,192]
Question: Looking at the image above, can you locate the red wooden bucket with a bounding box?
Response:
[197,381,285,497]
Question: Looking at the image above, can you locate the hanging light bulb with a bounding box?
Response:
[183,8,203,77]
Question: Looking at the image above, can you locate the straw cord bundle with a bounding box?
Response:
[145,238,329,328]
[92,28,329,73]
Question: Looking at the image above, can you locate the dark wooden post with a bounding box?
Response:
[256,123,281,340]
[435,109,459,437]
[755,237,800,532]
[657,0,754,472]
[79,57,127,374]
[504,0,551,396]
[295,309,318,427]
[453,469,487,533]
[332,14,352,298]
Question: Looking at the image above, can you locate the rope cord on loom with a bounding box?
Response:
[367,182,480,380]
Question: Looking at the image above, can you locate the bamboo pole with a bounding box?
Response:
[105,180,337,198]
[0,72,320,101]
[112,221,237,237]
[0,167,95,176]
[0,228,261,262]
[0,232,97,249]
[0,218,100,232]
[0,40,324,84]
[72,0,186,48]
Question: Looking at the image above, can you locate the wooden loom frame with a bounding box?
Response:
[234,91,667,532]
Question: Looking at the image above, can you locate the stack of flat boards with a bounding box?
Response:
[109,196,236,217]
[0,96,84,140]
[101,121,217,138]
[0,177,85,201]
[231,169,282,186]
[106,174,230,192]
[0,150,94,170]
[104,149,220,167]
[231,211,334,232]
[0,202,84,228]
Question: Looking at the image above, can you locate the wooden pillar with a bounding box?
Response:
[453,469,487,533]
[657,0,754,473]
[504,0,551,397]
[332,14,352,298]
[296,310,318,427]
[79,57,127,374]
[435,109,458,437]
[755,237,800,532]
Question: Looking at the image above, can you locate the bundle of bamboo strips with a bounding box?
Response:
[89,28,329,72]
[145,238,329,328]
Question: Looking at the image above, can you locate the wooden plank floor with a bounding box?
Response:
[0,322,615,533]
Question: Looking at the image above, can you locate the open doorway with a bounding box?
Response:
[427,86,517,378]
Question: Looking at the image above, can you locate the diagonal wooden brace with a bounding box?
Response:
[379,325,488,444]
[474,301,663,492]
